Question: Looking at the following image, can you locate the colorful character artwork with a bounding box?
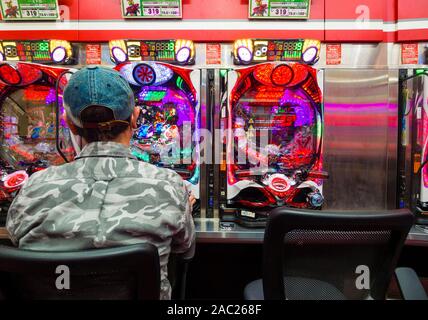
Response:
[0,62,76,211]
[4,0,19,18]
[125,0,140,16]
[115,61,200,192]
[251,0,268,17]
[227,62,326,210]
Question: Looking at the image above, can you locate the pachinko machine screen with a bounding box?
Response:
[226,62,327,224]
[0,62,76,217]
[115,61,200,197]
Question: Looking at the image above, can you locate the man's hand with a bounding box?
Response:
[189,193,196,210]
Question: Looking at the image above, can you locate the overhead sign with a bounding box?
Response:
[249,0,311,19]
[121,0,182,19]
[0,0,59,20]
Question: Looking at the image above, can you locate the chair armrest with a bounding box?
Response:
[395,267,428,300]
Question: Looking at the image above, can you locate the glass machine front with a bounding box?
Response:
[0,62,76,221]
[224,39,327,226]
[110,40,200,200]
[398,68,428,224]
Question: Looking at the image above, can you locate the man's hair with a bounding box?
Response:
[74,105,131,143]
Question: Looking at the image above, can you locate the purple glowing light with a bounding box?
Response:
[279,90,314,127]
[112,47,128,64]
[45,88,62,105]
[176,47,191,64]
[302,46,318,64]
[51,47,66,63]
[237,46,253,63]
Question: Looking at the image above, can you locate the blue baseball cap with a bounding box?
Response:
[63,65,135,128]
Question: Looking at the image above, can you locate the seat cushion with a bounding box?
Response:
[244,277,346,300]
[244,279,264,300]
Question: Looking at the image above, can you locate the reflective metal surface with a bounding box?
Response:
[318,43,388,68]
[194,219,428,246]
[323,69,398,210]
[1,221,427,245]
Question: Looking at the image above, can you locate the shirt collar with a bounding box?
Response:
[75,142,137,160]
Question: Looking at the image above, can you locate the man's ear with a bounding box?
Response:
[66,116,79,135]
[130,107,140,130]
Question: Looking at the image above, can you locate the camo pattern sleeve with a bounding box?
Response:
[6,141,196,300]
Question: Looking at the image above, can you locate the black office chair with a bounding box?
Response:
[0,243,160,300]
[244,208,428,300]
[169,244,195,300]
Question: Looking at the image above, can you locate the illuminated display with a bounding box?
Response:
[109,39,195,65]
[233,39,321,65]
[139,90,167,102]
[114,61,200,196]
[227,62,326,211]
[0,40,73,64]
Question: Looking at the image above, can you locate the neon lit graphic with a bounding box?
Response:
[111,46,128,64]
[233,39,321,65]
[0,40,73,64]
[227,62,326,209]
[176,46,191,64]
[51,46,67,63]
[115,62,200,192]
[133,63,156,85]
[3,170,28,189]
[0,62,76,208]
[109,39,195,65]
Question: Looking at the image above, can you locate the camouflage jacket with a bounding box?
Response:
[6,141,195,300]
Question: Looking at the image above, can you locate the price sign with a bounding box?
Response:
[121,0,182,19]
[86,44,102,65]
[326,44,342,65]
[0,0,59,20]
[206,43,222,65]
[249,0,311,19]
[401,43,419,65]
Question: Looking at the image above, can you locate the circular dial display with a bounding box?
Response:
[133,64,156,86]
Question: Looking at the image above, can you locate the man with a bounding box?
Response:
[6,66,196,300]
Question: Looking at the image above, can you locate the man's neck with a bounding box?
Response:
[82,135,131,148]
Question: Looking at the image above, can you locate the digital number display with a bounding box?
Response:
[234,38,320,65]
[126,41,176,62]
[0,41,51,62]
[110,39,195,65]
[268,40,304,61]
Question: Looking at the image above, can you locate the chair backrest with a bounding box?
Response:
[263,208,414,300]
[0,243,160,300]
